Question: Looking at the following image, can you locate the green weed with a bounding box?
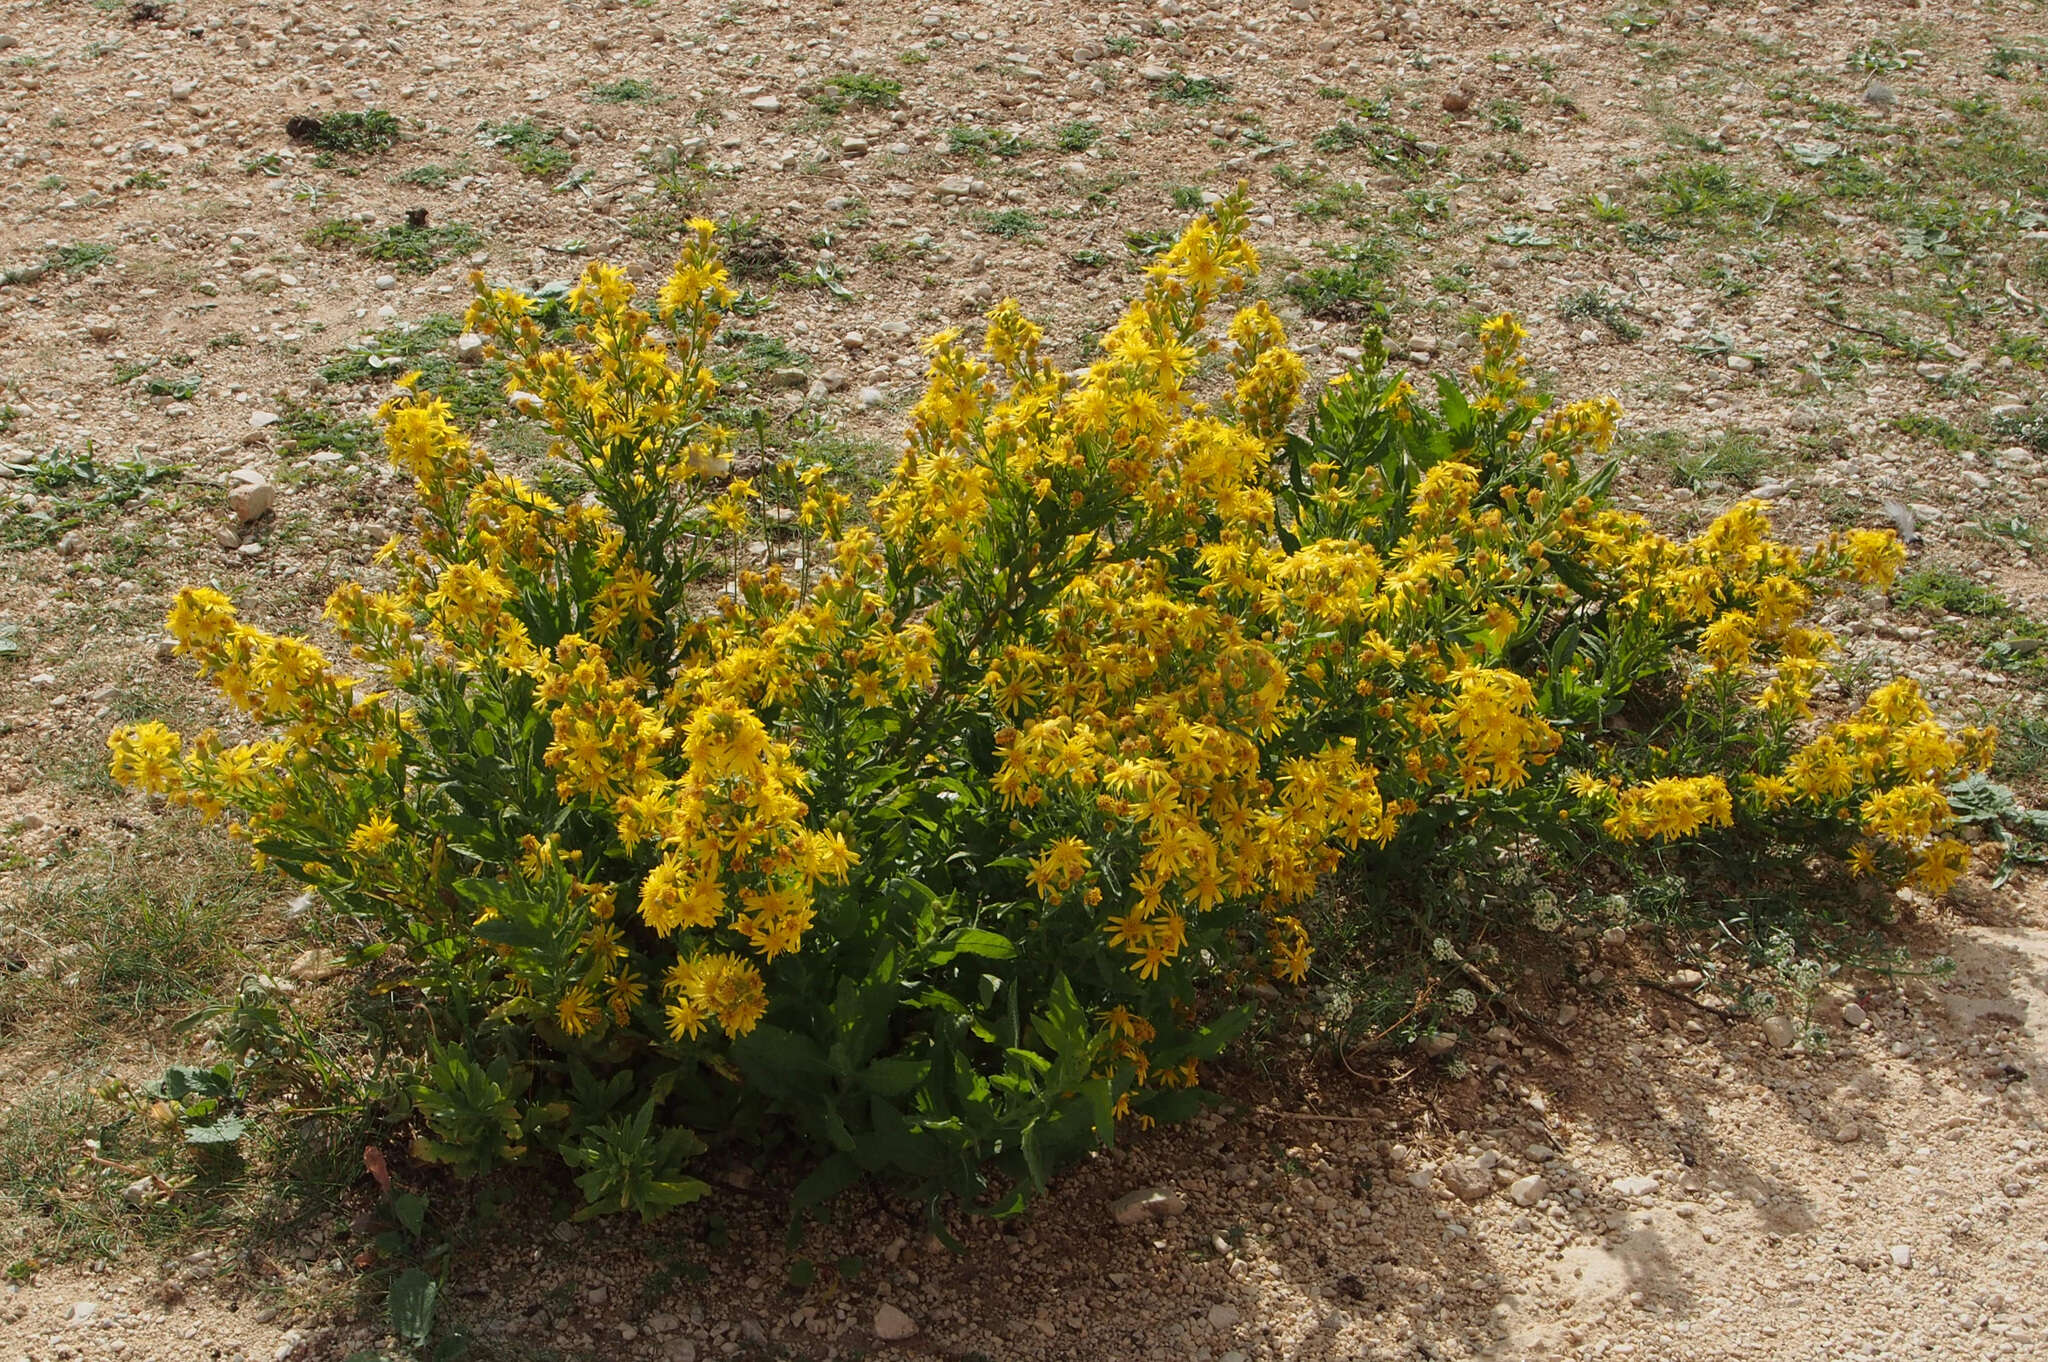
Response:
[1653,162,1800,231]
[591,78,661,104]
[1557,288,1642,340]
[480,119,572,178]
[288,109,401,156]
[1161,73,1230,105]
[1891,412,1979,451]
[1283,258,1392,323]
[978,209,1041,240]
[1893,566,2007,617]
[1055,121,1102,152]
[51,242,114,276]
[947,126,1029,159]
[271,399,379,462]
[818,73,902,111]
[399,161,468,189]
[1,446,178,550]
[306,219,484,275]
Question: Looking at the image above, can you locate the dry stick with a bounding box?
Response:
[1455,958,1574,1056]
[85,1151,174,1191]
[1813,311,1926,352]
[1252,1106,1382,1125]
[1631,975,1748,1021]
[1342,994,1427,1073]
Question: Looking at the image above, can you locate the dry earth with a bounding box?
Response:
[2,0,2048,1359]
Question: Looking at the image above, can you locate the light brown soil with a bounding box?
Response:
[3,0,2046,1359]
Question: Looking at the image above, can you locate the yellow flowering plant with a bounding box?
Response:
[109,193,1986,1223]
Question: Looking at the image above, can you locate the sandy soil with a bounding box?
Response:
[2,0,2046,1358]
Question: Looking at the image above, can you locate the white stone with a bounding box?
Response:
[1889,1244,1913,1269]
[1761,1015,1799,1049]
[873,1304,916,1340]
[1441,1162,1494,1202]
[858,386,886,409]
[1611,1175,1659,1198]
[1841,1002,1868,1027]
[228,471,274,524]
[1111,1186,1187,1225]
[750,95,783,112]
[1507,1174,1548,1207]
[288,948,344,982]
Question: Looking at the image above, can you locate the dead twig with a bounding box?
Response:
[86,1152,174,1192]
[1252,1106,1382,1125]
[1630,975,1747,1021]
[1456,959,1574,1056]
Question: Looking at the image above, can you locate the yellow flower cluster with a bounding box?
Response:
[1779,678,1986,892]
[1603,775,1735,842]
[108,189,1991,1172]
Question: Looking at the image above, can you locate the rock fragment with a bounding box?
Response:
[873,1303,916,1340]
[228,468,274,525]
[1110,1185,1187,1225]
[1441,1162,1495,1202]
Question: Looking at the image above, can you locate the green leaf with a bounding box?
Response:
[859,1058,926,1098]
[183,1113,247,1145]
[391,1191,428,1239]
[791,1152,861,1216]
[469,915,553,953]
[388,1268,439,1349]
[926,927,1015,965]
[1019,1119,1048,1192]
[1083,1076,1117,1148]
[731,1025,831,1104]
[429,1334,471,1362]
[1948,773,2021,824]
[1034,975,1092,1062]
[1186,1007,1253,1059]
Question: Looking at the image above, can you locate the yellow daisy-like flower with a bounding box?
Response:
[555,984,601,1037]
[345,812,399,858]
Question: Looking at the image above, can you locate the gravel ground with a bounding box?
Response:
[2,0,2046,1358]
